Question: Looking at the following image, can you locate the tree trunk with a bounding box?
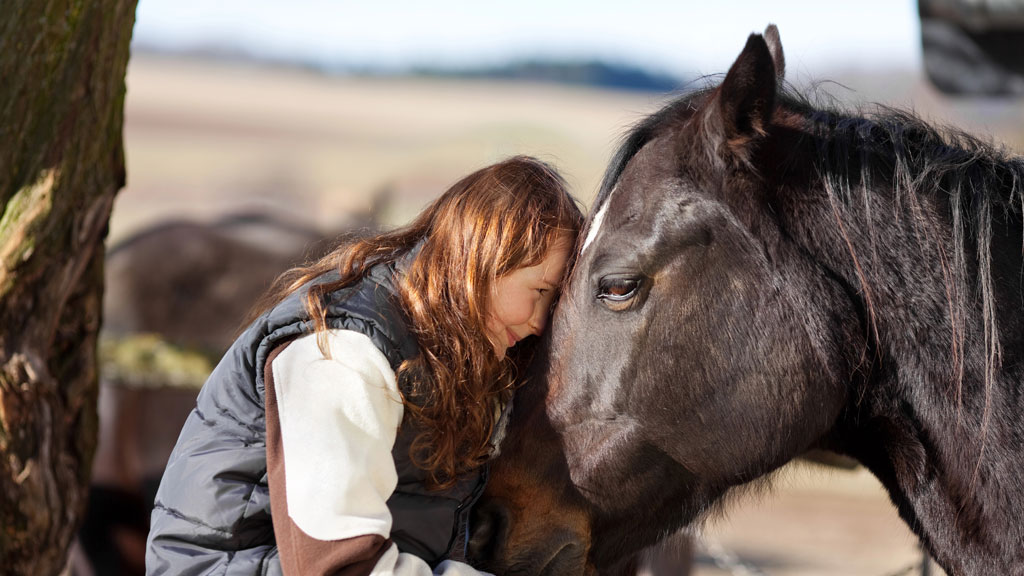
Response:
[0,1,137,573]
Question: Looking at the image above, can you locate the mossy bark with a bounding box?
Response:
[0,1,137,573]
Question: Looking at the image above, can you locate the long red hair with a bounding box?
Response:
[252,156,583,487]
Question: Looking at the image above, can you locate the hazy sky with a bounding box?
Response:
[133,1,922,77]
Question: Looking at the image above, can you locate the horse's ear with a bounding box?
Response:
[763,24,785,82]
[709,32,777,161]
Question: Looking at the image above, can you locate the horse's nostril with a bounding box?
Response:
[467,501,508,565]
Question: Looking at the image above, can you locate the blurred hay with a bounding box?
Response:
[100,334,215,389]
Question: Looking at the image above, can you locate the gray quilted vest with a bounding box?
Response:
[145,257,486,575]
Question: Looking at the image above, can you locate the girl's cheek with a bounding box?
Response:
[515,294,536,323]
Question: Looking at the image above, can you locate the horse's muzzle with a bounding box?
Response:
[468,498,592,575]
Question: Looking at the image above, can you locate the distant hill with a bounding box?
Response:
[132,42,686,93]
[411,60,685,93]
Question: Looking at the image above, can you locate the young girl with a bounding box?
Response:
[145,156,584,575]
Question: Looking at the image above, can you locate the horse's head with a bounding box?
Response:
[474,26,872,572]
[468,343,651,575]
[547,24,861,529]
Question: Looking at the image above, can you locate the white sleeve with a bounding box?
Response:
[371,543,494,576]
[273,330,493,576]
[273,329,406,541]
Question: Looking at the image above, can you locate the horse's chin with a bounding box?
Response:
[487,535,591,576]
[534,541,592,576]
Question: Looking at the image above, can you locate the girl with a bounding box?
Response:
[146,156,584,575]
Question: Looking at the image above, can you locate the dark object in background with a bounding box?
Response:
[920,0,1024,95]
[74,211,367,576]
[77,486,150,576]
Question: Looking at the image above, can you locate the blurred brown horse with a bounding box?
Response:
[76,211,371,575]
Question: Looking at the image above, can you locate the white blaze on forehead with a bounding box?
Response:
[580,185,617,254]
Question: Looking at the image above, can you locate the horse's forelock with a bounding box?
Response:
[580,88,717,256]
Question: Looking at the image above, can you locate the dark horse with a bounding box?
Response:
[470,26,1024,576]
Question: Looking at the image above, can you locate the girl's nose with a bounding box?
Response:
[529,304,547,335]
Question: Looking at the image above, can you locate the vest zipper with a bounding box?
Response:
[445,463,490,561]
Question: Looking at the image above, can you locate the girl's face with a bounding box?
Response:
[485,235,573,358]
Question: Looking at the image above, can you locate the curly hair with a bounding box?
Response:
[252,156,583,488]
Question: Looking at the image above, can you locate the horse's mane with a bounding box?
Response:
[591,81,1024,451]
[802,95,1023,400]
[595,83,1024,218]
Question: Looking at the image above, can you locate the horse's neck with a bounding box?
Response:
[836,185,1024,572]
[859,358,1024,573]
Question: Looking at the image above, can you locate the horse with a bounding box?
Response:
[469,25,1024,576]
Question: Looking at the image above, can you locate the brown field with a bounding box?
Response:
[677,463,944,576]
[118,54,668,242]
[118,53,1023,575]
[119,54,1024,243]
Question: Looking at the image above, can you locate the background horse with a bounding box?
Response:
[470,26,1024,575]
[75,211,372,575]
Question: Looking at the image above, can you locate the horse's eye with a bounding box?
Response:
[597,275,642,304]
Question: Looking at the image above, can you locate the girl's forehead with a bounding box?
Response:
[504,232,573,282]
[540,239,573,282]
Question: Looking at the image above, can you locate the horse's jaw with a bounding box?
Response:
[557,417,641,506]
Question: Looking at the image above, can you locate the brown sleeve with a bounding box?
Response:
[265,342,393,576]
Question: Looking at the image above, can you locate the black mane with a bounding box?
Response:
[808,98,1024,384]
[597,84,1024,216]
[592,83,1024,383]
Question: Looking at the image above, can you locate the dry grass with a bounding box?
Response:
[689,462,947,575]
[118,55,1023,243]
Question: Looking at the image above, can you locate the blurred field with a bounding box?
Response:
[116,53,1021,575]
[687,463,945,576]
[119,54,1024,244]
[118,54,669,242]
